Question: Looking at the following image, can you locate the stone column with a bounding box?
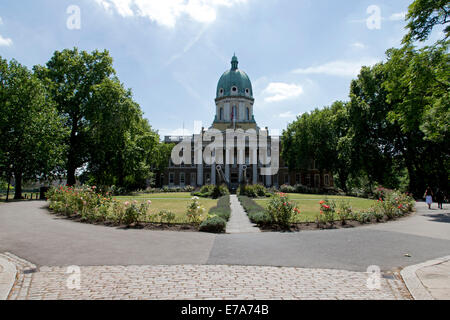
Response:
[253,164,258,185]
[225,164,230,184]
[211,162,216,185]
[197,164,203,186]
[266,172,272,187]
[239,165,243,183]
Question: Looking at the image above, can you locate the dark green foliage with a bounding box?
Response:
[237,184,268,198]
[32,48,171,191]
[238,196,272,226]
[194,184,229,199]
[0,58,66,199]
[282,101,352,192]
[209,195,231,221]
[281,39,449,198]
[200,195,231,233]
[199,216,227,233]
[403,0,450,43]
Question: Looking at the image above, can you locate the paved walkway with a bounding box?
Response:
[401,255,450,300]
[226,195,260,234]
[2,253,409,300]
[0,200,449,300]
[0,201,449,271]
[0,255,17,300]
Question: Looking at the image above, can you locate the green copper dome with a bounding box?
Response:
[216,55,253,99]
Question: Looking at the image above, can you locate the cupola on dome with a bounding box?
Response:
[216,55,253,99]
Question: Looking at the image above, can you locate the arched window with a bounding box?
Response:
[219,108,224,121]
[232,105,238,121]
[246,108,250,121]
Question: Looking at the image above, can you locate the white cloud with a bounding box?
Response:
[262,82,303,103]
[389,12,406,21]
[95,0,247,28]
[0,34,13,47]
[279,111,303,119]
[292,58,379,77]
[351,42,366,49]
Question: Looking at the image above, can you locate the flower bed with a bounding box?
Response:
[46,186,227,233]
[239,190,415,232]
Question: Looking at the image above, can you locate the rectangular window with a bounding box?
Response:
[314,174,320,188]
[296,174,301,185]
[180,173,185,186]
[324,174,330,187]
[169,173,175,186]
[190,173,196,186]
[306,174,311,186]
[284,174,289,185]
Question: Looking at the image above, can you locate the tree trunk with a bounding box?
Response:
[14,171,22,200]
[338,171,348,193]
[6,175,11,202]
[66,163,77,186]
[66,118,79,186]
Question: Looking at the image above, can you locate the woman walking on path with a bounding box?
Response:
[424,187,434,210]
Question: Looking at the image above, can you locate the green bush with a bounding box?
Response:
[200,184,215,194]
[336,200,352,225]
[239,196,272,226]
[238,184,268,198]
[212,184,230,199]
[199,216,227,233]
[248,211,272,225]
[157,209,176,224]
[279,184,296,193]
[318,199,336,226]
[266,193,301,229]
[194,184,229,199]
[186,197,206,226]
[209,195,231,221]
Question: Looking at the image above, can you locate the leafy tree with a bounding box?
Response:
[281,102,352,192]
[347,63,404,189]
[404,0,450,43]
[383,42,449,195]
[85,78,167,190]
[0,58,66,199]
[34,48,116,186]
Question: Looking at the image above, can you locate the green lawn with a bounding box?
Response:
[0,192,41,202]
[115,193,217,223]
[116,192,195,199]
[255,193,377,223]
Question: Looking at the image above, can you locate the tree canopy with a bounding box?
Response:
[0,58,66,199]
[282,39,449,197]
[404,0,450,43]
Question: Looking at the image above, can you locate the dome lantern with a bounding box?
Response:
[216,54,253,99]
[231,54,238,70]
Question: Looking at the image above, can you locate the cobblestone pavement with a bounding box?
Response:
[3,253,410,300]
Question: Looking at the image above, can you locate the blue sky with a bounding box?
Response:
[0,0,439,137]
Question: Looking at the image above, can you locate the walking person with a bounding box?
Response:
[424,186,434,210]
[436,189,445,210]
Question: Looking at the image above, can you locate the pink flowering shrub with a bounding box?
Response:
[266,193,301,229]
[46,186,151,225]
